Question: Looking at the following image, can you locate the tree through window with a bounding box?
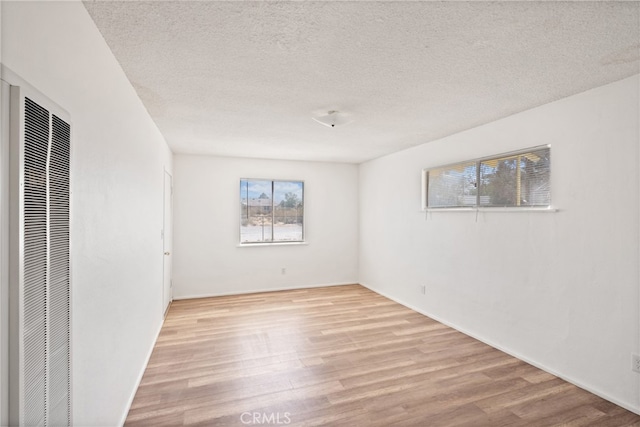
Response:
[240,179,304,243]
[424,146,550,209]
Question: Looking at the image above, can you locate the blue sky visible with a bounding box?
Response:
[240,179,303,203]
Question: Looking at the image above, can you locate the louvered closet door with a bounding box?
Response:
[23,97,49,427]
[47,114,71,425]
[14,92,71,426]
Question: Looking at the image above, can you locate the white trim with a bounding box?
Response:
[359,282,640,416]
[173,282,355,300]
[118,318,165,427]
[1,65,70,122]
[162,169,173,314]
[239,178,305,245]
[422,144,552,211]
[0,77,9,427]
[237,241,308,248]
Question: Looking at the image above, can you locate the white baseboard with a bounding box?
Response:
[173,282,356,300]
[118,316,166,427]
[359,282,640,416]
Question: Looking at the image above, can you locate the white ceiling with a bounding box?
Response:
[83,1,639,164]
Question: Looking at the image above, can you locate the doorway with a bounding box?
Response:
[163,170,173,316]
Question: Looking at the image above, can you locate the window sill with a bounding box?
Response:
[237,241,308,248]
[422,206,559,213]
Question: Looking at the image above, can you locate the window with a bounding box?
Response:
[424,146,550,209]
[240,179,304,243]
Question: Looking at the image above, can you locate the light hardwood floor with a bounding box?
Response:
[125,285,640,426]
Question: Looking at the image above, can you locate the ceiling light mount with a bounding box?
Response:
[312,110,353,128]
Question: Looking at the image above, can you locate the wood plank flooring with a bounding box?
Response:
[125,285,640,426]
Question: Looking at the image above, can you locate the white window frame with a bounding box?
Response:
[422,145,552,212]
[239,178,305,245]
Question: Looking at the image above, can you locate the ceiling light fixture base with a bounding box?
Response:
[312,110,353,128]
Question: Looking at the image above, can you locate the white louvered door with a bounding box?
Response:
[46,113,71,425]
[9,85,71,426]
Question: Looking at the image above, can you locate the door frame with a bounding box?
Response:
[162,169,173,316]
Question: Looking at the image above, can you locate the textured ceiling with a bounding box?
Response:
[83,1,640,163]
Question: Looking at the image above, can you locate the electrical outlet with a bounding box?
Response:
[420,285,426,295]
[281,268,286,275]
[632,354,640,373]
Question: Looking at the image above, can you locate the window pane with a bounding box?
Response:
[479,148,550,207]
[240,179,273,243]
[240,179,304,243]
[427,162,477,208]
[273,181,303,241]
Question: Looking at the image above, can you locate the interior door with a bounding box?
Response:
[0,78,10,427]
[163,170,173,315]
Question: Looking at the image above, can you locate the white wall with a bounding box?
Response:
[173,155,358,298]
[359,75,640,412]
[0,16,8,423]
[2,1,172,425]
[1,0,635,422]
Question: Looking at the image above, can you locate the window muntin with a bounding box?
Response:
[240,179,304,243]
[424,146,550,209]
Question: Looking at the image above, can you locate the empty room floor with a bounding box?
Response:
[125,285,640,426]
